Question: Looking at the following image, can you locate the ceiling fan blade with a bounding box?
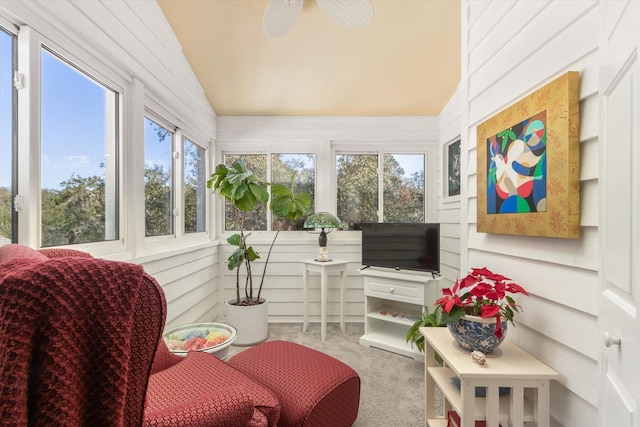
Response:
[264,0,304,38]
[316,0,374,29]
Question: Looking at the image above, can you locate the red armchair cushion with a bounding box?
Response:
[38,248,94,258]
[150,338,185,375]
[0,243,47,265]
[145,351,281,427]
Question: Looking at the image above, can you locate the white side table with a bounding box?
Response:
[301,259,349,341]
[420,327,560,427]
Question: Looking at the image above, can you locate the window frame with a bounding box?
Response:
[39,46,121,247]
[144,105,210,247]
[214,140,431,241]
[214,140,319,239]
[16,26,126,255]
[181,133,209,237]
[331,141,430,230]
[0,21,18,243]
[143,111,177,240]
[4,15,214,256]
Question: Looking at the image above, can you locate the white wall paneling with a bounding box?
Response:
[437,86,463,290]
[462,0,603,424]
[136,243,220,328]
[218,238,364,324]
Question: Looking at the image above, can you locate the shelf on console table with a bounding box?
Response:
[420,327,559,427]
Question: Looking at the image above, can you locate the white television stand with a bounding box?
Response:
[359,267,440,360]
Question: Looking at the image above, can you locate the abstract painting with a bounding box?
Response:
[477,71,580,239]
[486,111,546,214]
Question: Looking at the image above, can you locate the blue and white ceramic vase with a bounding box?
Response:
[447,314,508,354]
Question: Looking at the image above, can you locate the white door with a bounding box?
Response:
[598,1,640,426]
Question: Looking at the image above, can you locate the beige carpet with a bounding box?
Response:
[228,322,429,427]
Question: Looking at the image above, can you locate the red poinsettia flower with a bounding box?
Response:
[435,279,464,314]
[433,267,528,338]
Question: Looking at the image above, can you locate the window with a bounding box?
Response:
[337,152,425,229]
[184,138,206,234]
[222,153,316,231]
[144,116,174,237]
[271,153,315,230]
[0,27,15,243]
[223,154,267,231]
[383,154,425,222]
[2,19,211,253]
[40,48,119,247]
[336,154,378,226]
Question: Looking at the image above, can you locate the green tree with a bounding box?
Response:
[337,154,425,228]
[37,163,181,246]
[0,186,12,241]
[271,154,315,230]
[41,175,106,246]
[337,154,378,229]
[383,156,424,223]
[184,141,205,233]
[145,164,172,237]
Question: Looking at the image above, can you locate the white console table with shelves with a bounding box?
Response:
[420,327,560,427]
[359,268,440,360]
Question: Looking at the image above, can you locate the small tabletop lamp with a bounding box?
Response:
[303,212,342,262]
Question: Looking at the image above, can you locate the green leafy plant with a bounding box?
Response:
[406,305,447,353]
[208,158,311,306]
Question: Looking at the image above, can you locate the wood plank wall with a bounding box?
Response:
[218,239,364,324]
[437,87,463,291]
[461,1,600,425]
[138,244,221,330]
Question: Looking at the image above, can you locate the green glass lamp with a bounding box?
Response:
[303,211,342,262]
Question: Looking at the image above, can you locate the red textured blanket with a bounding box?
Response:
[0,256,159,426]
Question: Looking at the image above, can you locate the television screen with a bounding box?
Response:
[361,222,440,273]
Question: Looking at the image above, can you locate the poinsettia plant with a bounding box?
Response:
[435,267,528,338]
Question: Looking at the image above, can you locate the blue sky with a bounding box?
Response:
[1,30,12,191]
[392,154,425,180]
[40,49,109,190]
[1,42,169,192]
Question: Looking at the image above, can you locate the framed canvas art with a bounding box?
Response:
[476,71,580,239]
[444,139,461,199]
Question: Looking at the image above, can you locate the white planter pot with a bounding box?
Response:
[225,297,268,346]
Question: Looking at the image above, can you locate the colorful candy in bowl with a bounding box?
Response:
[163,322,237,360]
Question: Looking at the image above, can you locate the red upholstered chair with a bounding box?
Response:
[0,244,279,426]
[0,244,359,426]
[0,244,163,425]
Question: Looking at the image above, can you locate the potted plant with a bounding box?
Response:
[435,267,528,353]
[407,267,528,354]
[406,305,447,364]
[208,158,311,345]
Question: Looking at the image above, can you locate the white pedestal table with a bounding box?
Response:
[301,259,349,341]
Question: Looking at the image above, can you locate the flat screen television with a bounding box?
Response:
[361,222,440,274]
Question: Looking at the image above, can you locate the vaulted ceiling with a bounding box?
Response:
[157,0,460,117]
